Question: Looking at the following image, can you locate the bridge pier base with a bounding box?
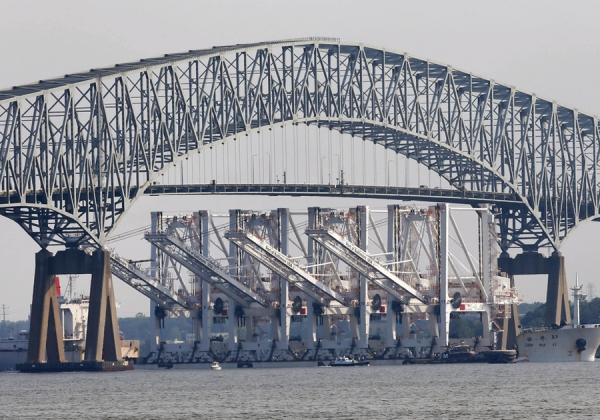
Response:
[493,275,520,350]
[498,251,571,334]
[545,253,571,327]
[495,277,520,351]
[27,249,66,363]
[85,249,122,362]
[25,248,122,366]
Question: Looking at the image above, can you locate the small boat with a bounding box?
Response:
[211,361,222,371]
[329,356,370,367]
[440,344,479,363]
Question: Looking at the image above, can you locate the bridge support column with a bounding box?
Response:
[27,248,121,365]
[496,305,520,350]
[84,249,122,362]
[498,251,571,329]
[546,253,571,327]
[495,275,520,350]
[27,249,66,363]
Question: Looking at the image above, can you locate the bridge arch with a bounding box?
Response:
[0,37,597,249]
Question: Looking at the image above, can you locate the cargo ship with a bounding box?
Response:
[516,276,600,362]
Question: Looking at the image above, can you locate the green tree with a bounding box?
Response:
[578,298,600,324]
[449,316,483,338]
[520,303,546,328]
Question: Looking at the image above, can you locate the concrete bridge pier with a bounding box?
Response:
[85,249,122,362]
[26,248,122,367]
[27,249,66,364]
[495,279,520,351]
[545,253,571,327]
[497,251,571,349]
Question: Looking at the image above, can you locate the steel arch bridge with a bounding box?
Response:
[0,37,597,251]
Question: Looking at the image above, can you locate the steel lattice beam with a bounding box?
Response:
[0,37,596,250]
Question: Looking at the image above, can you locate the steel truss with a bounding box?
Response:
[0,37,596,249]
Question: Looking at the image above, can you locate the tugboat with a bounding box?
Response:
[329,356,370,367]
[440,344,480,363]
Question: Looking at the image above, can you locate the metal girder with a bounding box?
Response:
[0,37,596,250]
[109,251,189,310]
[305,227,425,303]
[145,232,266,307]
[224,230,347,306]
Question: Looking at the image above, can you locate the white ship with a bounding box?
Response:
[516,276,600,362]
[0,276,139,371]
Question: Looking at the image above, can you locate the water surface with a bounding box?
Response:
[0,362,598,419]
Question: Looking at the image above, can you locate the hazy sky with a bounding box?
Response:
[2,0,600,320]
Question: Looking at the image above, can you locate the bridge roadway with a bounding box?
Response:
[141,183,521,205]
[0,184,524,217]
[3,183,593,237]
[0,183,520,204]
[139,184,598,236]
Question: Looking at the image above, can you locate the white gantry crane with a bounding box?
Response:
[110,203,520,364]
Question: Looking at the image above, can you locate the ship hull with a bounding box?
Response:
[516,325,600,362]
